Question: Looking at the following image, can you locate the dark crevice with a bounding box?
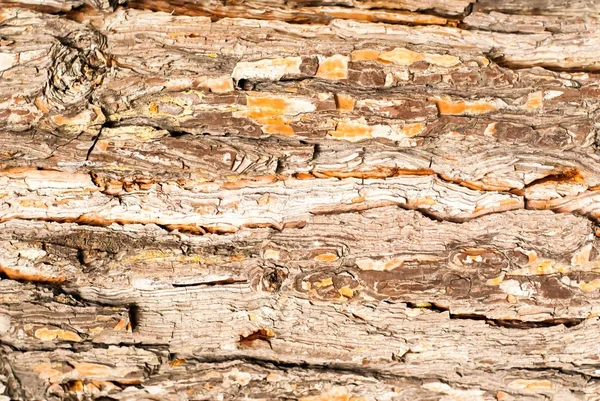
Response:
[128,304,140,332]
[185,353,396,381]
[171,278,246,287]
[406,301,586,329]
[85,133,101,161]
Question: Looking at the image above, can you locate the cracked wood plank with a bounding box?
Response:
[2,0,600,400]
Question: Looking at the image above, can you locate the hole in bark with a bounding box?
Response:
[128,304,140,332]
[260,267,287,292]
[239,328,274,348]
[236,79,254,91]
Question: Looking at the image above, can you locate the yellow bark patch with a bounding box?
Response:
[401,122,425,137]
[262,123,295,136]
[430,96,498,115]
[351,47,460,67]
[316,55,349,80]
[238,94,314,136]
[486,275,505,286]
[34,328,82,342]
[335,93,355,112]
[314,277,333,288]
[148,103,159,114]
[524,91,543,110]
[356,258,403,271]
[33,363,65,382]
[72,362,117,377]
[350,49,383,62]
[328,119,414,142]
[577,279,600,292]
[315,252,339,262]
[338,286,354,298]
[508,379,553,392]
[20,199,47,208]
[328,120,373,141]
[378,48,425,65]
[571,243,592,266]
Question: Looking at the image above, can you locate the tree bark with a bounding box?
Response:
[1,0,600,400]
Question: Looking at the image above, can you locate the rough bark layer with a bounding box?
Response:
[1,0,600,400]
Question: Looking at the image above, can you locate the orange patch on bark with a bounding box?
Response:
[378,48,424,65]
[402,122,424,137]
[351,48,459,67]
[262,123,295,136]
[524,91,543,110]
[578,279,600,292]
[245,96,287,121]
[316,55,349,80]
[430,96,497,115]
[239,328,274,345]
[509,379,553,392]
[203,223,238,234]
[169,359,186,367]
[34,328,82,342]
[34,96,50,113]
[95,140,109,152]
[328,120,372,140]
[113,318,128,331]
[338,286,354,298]
[314,167,434,180]
[530,168,584,186]
[148,103,159,114]
[314,277,333,287]
[350,49,383,62]
[163,224,206,235]
[314,252,338,262]
[204,76,234,93]
[0,265,66,283]
[335,93,355,112]
[19,199,47,208]
[293,172,315,180]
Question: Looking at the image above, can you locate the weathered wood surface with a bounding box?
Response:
[2,0,600,400]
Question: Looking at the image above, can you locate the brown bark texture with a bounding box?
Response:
[1,0,600,399]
